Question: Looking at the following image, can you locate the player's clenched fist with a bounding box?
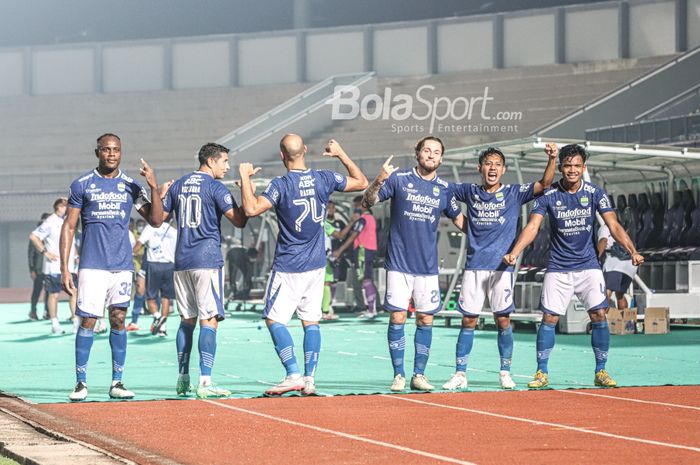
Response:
[502,253,518,266]
[544,142,558,159]
[323,139,346,158]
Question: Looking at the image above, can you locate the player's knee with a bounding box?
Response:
[461,316,478,329]
[494,315,510,329]
[542,313,559,325]
[416,313,433,326]
[589,309,607,322]
[390,311,407,324]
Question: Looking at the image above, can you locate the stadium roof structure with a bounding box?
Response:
[442,137,700,199]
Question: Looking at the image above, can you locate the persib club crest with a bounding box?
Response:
[432,186,440,196]
[117,182,126,192]
[495,192,504,201]
[580,196,589,207]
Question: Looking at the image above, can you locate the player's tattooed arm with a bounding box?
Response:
[323,139,368,192]
[533,143,558,196]
[503,213,544,265]
[362,155,398,209]
[601,211,644,266]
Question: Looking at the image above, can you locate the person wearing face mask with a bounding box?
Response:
[30,198,80,335]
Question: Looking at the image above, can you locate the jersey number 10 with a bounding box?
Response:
[178,194,202,228]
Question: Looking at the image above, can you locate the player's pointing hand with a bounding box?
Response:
[379,155,399,181]
[140,158,158,189]
[239,163,262,178]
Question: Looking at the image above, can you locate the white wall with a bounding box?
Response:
[32,48,94,95]
[565,7,619,62]
[437,20,493,72]
[306,31,365,81]
[0,51,24,97]
[172,40,231,89]
[688,0,700,49]
[238,35,297,86]
[504,13,556,67]
[102,44,165,93]
[374,26,428,76]
[629,1,675,57]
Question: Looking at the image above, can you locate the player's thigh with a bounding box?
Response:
[384,270,414,312]
[191,268,225,321]
[573,269,608,311]
[457,270,488,316]
[174,270,197,319]
[297,268,325,322]
[145,267,162,300]
[488,271,516,314]
[262,270,303,325]
[105,271,135,309]
[161,265,176,300]
[44,274,62,294]
[411,274,441,314]
[540,271,575,316]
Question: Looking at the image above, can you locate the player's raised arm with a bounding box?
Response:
[533,142,558,196]
[601,210,644,266]
[362,155,399,208]
[138,158,164,228]
[59,207,80,296]
[224,203,248,228]
[503,213,544,265]
[323,139,367,192]
[238,163,272,217]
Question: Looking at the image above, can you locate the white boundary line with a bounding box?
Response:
[557,389,700,411]
[203,399,477,465]
[380,395,700,453]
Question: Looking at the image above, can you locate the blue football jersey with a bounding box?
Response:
[453,182,535,271]
[163,171,235,271]
[378,168,461,275]
[262,169,347,273]
[68,170,149,271]
[532,181,613,271]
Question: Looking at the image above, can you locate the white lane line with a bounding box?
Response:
[557,389,700,411]
[380,395,700,453]
[338,351,358,356]
[203,399,477,465]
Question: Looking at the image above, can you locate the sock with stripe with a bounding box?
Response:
[387,322,406,377]
[455,327,474,373]
[590,321,610,372]
[109,329,127,382]
[176,321,195,375]
[413,324,433,376]
[497,325,514,371]
[536,321,556,373]
[75,326,94,383]
[269,322,300,376]
[302,324,321,377]
[198,326,217,382]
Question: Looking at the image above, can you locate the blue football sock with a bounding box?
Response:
[590,321,610,372]
[131,294,145,324]
[176,321,195,375]
[387,323,406,377]
[302,324,321,377]
[413,324,433,376]
[455,328,474,372]
[269,322,300,376]
[75,326,94,383]
[498,325,514,371]
[109,329,127,382]
[536,322,556,373]
[198,326,217,377]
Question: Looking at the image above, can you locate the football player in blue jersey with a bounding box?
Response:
[163,142,248,398]
[60,133,164,401]
[239,135,367,396]
[504,144,644,388]
[443,144,558,391]
[362,136,464,391]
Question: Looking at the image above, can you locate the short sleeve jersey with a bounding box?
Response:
[32,213,78,274]
[163,171,235,271]
[378,168,461,275]
[262,169,347,273]
[68,170,149,271]
[532,181,613,271]
[138,223,177,264]
[452,182,536,271]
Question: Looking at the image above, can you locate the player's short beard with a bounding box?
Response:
[417,157,440,174]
